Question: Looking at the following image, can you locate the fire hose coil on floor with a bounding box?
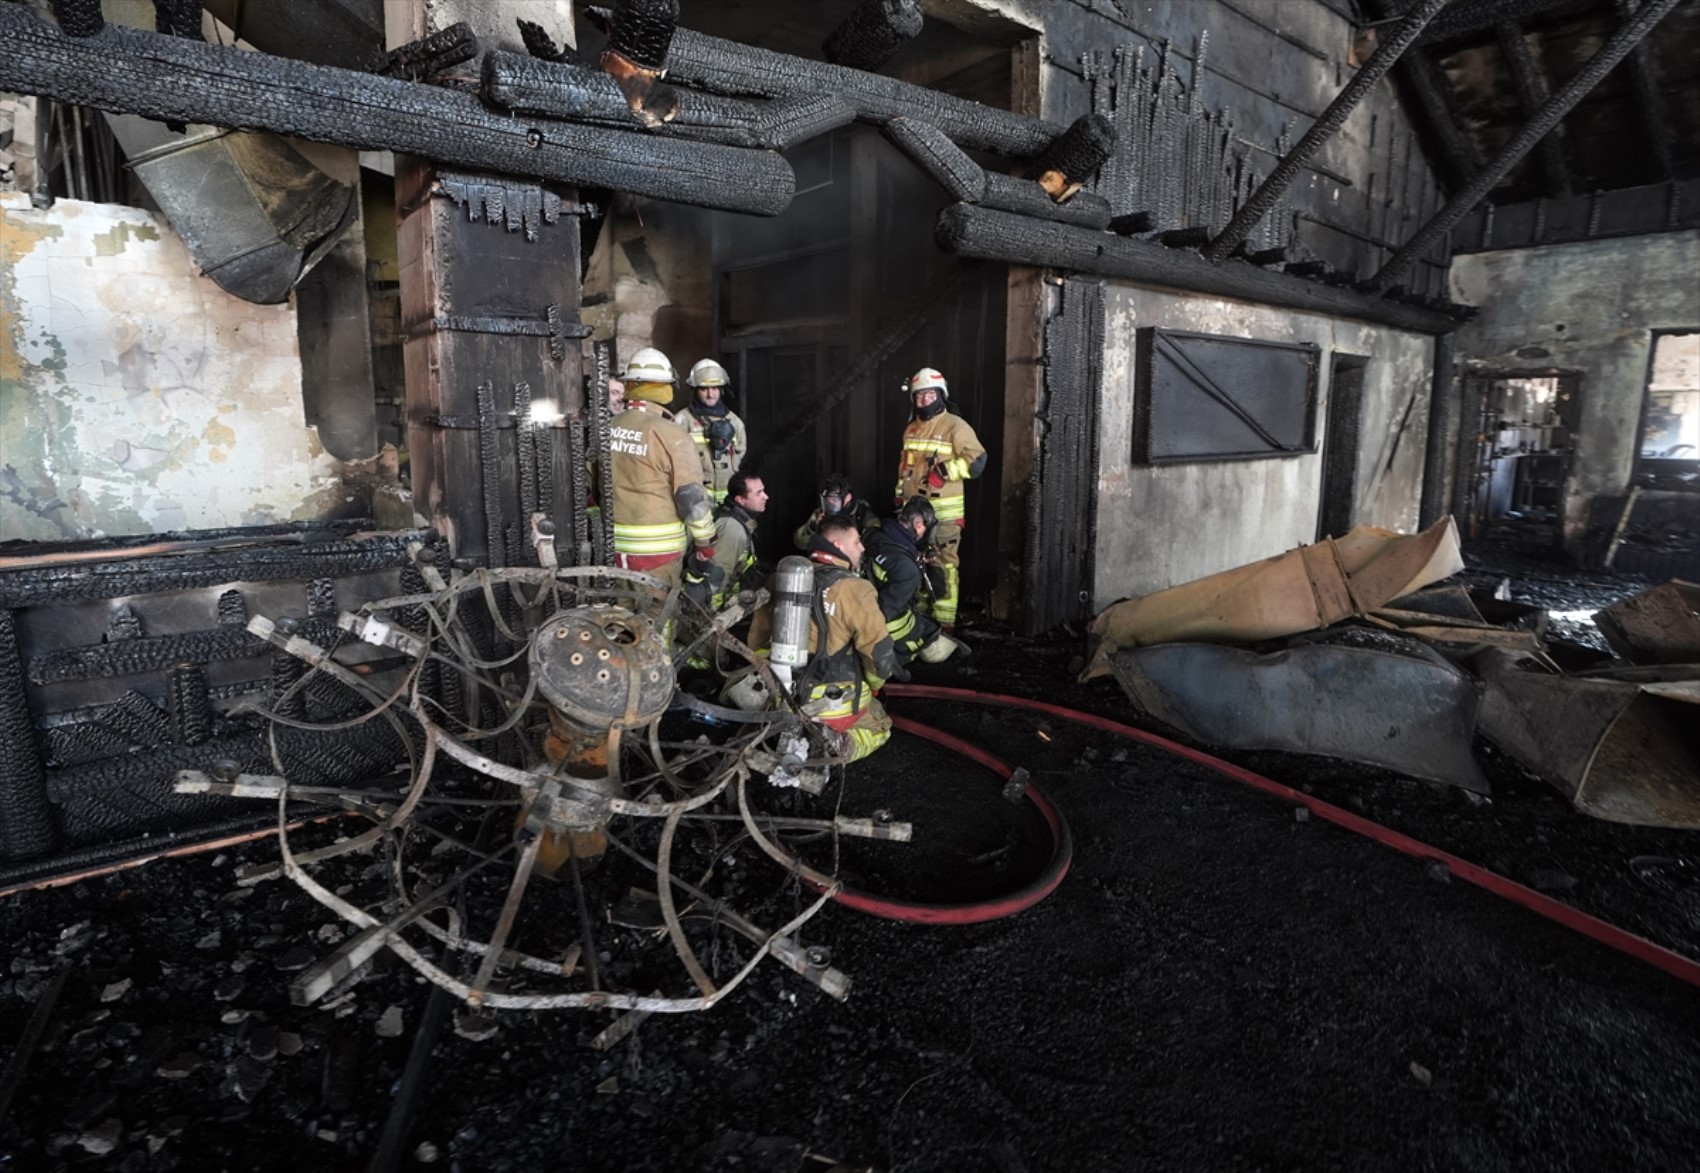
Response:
[885,684,1700,989]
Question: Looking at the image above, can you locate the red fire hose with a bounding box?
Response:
[885,684,1700,989]
[770,714,1075,925]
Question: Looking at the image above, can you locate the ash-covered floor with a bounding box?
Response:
[2,541,1697,1173]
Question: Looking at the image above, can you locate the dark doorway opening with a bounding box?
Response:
[711,125,1009,590]
[1317,354,1368,540]
[1455,369,1582,544]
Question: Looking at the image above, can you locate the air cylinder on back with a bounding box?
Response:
[769,556,816,686]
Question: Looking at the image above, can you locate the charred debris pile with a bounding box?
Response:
[1084,519,1700,831]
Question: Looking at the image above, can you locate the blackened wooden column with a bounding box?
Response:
[390,4,584,566]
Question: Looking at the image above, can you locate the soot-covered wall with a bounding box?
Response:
[1094,284,1434,604]
[1450,230,1700,547]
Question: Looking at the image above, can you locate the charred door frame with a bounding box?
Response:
[1453,365,1583,540]
[1317,352,1371,540]
[1024,277,1105,633]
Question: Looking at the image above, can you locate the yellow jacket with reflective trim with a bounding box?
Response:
[748,552,896,723]
[609,404,715,555]
[895,411,985,522]
[682,407,747,503]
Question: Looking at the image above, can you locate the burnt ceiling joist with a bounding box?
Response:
[1413,0,1587,45]
[1364,0,1485,192]
[1372,0,1683,290]
[1202,0,1450,263]
[1383,0,1700,204]
[1616,0,1677,181]
[1494,19,1574,195]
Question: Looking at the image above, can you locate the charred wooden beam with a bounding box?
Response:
[883,117,1113,230]
[1451,178,1700,251]
[0,531,420,610]
[588,7,1065,157]
[0,610,56,862]
[602,0,680,125]
[518,18,573,64]
[1416,0,1582,46]
[0,6,796,217]
[1616,0,1675,182]
[823,0,925,71]
[1496,21,1572,196]
[935,204,1459,335]
[482,51,853,150]
[1372,0,1683,292]
[1364,0,1480,191]
[1026,114,1117,202]
[983,172,1113,231]
[1204,0,1448,262]
[380,21,478,82]
[1419,332,1457,530]
[49,0,103,38]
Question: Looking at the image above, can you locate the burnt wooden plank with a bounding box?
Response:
[0,5,794,216]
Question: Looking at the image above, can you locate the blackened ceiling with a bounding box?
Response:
[1390,0,1700,203]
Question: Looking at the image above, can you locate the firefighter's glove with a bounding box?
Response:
[888,661,912,683]
[923,562,949,597]
[925,465,949,491]
[683,547,723,606]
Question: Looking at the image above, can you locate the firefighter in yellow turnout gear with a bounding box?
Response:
[681,358,747,505]
[893,368,986,629]
[608,348,721,616]
[748,518,898,762]
[709,471,767,610]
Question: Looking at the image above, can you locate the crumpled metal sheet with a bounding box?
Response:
[1593,581,1700,666]
[1108,639,1490,793]
[1478,652,1700,828]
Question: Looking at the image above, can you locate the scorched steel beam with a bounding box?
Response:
[936,204,1460,335]
[1370,0,1683,292]
[1204,0,1449,262]
[0,5,795,216]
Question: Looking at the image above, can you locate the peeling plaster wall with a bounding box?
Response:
[1450,231,1700,546]
[581,198,714,403]
[0,193,337,541]
[1094,283,1434,605]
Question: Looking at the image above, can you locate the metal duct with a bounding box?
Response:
[102,114,357,305]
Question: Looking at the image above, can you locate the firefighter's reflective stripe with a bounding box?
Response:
[942,456,972,480]
[806,683,861,727]
[931,495,965,521]
[612,519,688,556]
[845,721,891,761]
[687,432,729,502]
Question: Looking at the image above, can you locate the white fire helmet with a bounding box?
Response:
[688,358,730,389]
[908,367,949,400]
[622,347,676,385]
